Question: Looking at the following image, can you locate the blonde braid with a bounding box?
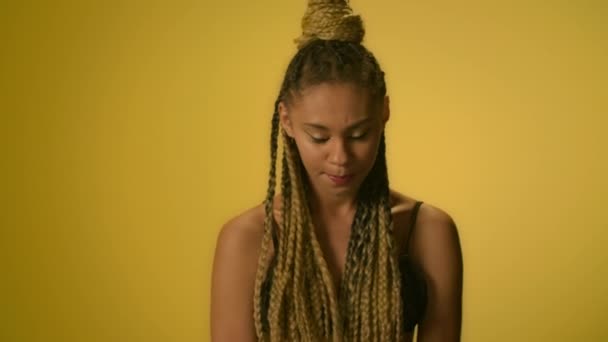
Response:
[361,228,375,340]
[377,207,391,339]
[267,144,297,339]
[262,129,342,340]
[295,143,343,340]
[302,239,324,332]
[384,196,405,339]
[284,131,314,339]
[370,204,382,341]
[253,106,281,340]
[253,215,274,340]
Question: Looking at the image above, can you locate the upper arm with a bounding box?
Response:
[413,205,463,341]
[210,213,262,342]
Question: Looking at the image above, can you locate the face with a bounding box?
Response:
[279,82,390,199]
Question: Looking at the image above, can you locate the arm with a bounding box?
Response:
[210,212,262,341]
[414,206,463,341]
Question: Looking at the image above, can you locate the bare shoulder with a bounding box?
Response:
[389,188,460,253]
[389,188,462,279]
[215,195,282,264]
[213,204,267,281]
[409,199,464,340]
[417,202,458,231]
[210,203,265,341]
[216,204,266,257]
[389,188,463,338]
[413,201,462,259]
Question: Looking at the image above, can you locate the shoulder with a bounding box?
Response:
[215,204,266,256]
[412,204,464,338]
[390,189,459,246]
[210,203,266,341]
[215,195,282,262]
[212,203,269,293]
[417,202,458,236]
[389,188,462,273]
[413,201,461,262]
[402,197,464,338]
[405,198,462,276]
[415,202,464,333]
[389,190,463,337]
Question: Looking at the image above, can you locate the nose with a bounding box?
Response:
[328,138,349,166]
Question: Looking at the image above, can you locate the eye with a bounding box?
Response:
[311,136,329,144]
[350,131,369,140]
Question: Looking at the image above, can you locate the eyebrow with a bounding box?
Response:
[303,117,372,131]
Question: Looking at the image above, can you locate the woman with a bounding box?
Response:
[211,1,463,340]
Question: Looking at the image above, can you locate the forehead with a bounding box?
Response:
[289,83,375,123]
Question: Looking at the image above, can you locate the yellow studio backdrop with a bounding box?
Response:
[1,0,606,341]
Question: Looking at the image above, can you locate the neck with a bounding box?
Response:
[299,171,360,220]
[308,189,358,220]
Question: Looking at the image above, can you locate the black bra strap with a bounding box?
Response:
[403,201,423,256]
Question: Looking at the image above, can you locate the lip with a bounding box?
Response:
[326,173,354,186]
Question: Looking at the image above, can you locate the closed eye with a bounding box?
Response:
[310,132,369,144]
[350,131,369,140]
[311,136,329,144]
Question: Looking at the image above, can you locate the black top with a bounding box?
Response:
[259,201,427,333]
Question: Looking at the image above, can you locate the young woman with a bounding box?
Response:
[211,1,463,341]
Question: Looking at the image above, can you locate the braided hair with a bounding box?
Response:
[253,1,404,340]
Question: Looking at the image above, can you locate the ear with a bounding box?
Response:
[382,95,390,126]
[278,101,295,138]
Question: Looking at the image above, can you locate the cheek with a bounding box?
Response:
[355,132,382,159]
[292,139,323,170]
[352,143,379,166]
[356,140,383,171]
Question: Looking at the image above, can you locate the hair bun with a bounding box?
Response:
[294,0,365,49]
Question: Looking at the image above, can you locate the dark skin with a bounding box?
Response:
[211,83,463,341]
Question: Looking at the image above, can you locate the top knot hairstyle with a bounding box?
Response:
[253,1,405,341]
[295,0,365,49]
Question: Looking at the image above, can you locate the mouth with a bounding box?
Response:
[326,173,354,186]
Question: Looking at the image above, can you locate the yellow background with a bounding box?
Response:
[2,0,606,341]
